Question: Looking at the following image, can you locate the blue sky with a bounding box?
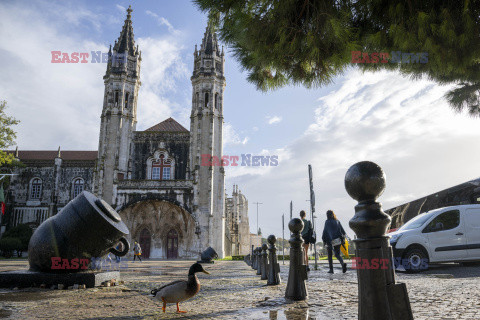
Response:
[1,0,479,239]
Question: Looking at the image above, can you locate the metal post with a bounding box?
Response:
[267,235,281,285]
[253,202,263,236]
[282,214,285,265]
[260,244,268,280]
[285,218,308,301]
[256,247,262,275]
[345,161,413,320]
[251,245,255,269]
[307,164,318,271]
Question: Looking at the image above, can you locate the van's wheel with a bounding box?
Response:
[403,247,429,273]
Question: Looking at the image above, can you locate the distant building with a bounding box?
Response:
[1,6,255,259]
[386,178,480,229]
[224,184,256,256]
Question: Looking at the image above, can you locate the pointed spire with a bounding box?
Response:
[57,146,61,158]
[202,25,220,55]
[14,146,18,158]
[126,5,132,20]
[113,5,136,56]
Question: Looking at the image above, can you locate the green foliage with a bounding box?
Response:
[216,256,232,260]
[3,224,33,253]
[0,237,22,258]
[231,255,245,260]
[0,100,20,166]
[194,0,480,115]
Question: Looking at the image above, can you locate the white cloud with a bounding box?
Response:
[135,36,188,130]
[267,115,282,124]
[223,123,249,146]
[227,69,480,238]
[0,1,187,149]
[145,10,179,34]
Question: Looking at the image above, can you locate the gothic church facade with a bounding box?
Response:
[2,7,255,259]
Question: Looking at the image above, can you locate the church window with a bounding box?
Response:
[125,92,129,108]
[149,153,173,180]
[196,92,199,107]
[72,178,84,198]
[204,92,209,108]
[163,167,171,180]
[115,91,119,105]
[151,164,161,180]
[215,93,219,109]
[29,178,42,200]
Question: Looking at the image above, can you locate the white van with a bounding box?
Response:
[388,204,480,272]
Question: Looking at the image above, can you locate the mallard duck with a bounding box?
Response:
[151,263,210,313]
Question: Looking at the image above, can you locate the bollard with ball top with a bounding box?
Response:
[285,218,308,300]
[256,247,262,275]
[260,243,269,280]
[267,235,281,285]
[253,247,258,270]
[345,161,413,320]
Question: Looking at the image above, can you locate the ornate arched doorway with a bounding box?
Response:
[118,199,199,259]
[139,228,151,259]
[167,229,178,259]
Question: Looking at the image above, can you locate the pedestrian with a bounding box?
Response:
[115,243,122,263]
[300,210,313,271]
[133,241,142,262]
[322,210,347,274]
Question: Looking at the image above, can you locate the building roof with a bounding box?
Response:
[7,150,98,161]
[144,117,189,133]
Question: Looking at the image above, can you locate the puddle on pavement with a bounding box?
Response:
[236,307,326,320]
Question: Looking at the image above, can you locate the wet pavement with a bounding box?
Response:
[0,259,479,319]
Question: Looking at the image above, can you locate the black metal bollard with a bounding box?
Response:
[285,218,308,300]
[345,161,413,320]
[260,244,268,280]
[253,248,258,270]
[251,245,256,270]
[267,235,281,285]
[256,247,262,275]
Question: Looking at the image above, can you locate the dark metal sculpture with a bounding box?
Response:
[345,161,414,320]
[285,218,308,300]
[267,235,281,285]
[199,247,218,263]
[28,191,130,273]
[256,247,262,275]
[260,243,268,280]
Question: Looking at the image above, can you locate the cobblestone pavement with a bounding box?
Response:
[0,259,479,319]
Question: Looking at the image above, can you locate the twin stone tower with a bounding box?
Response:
[94,6,231,259]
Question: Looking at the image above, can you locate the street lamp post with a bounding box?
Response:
[253,202,263,235]
[306,199,318,270]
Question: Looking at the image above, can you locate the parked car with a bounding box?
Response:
[388,204,480,272]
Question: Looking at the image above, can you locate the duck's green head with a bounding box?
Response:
[189,263,210,275]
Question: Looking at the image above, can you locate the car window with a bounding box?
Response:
[398,212,435,231]
[423,210,460,233]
